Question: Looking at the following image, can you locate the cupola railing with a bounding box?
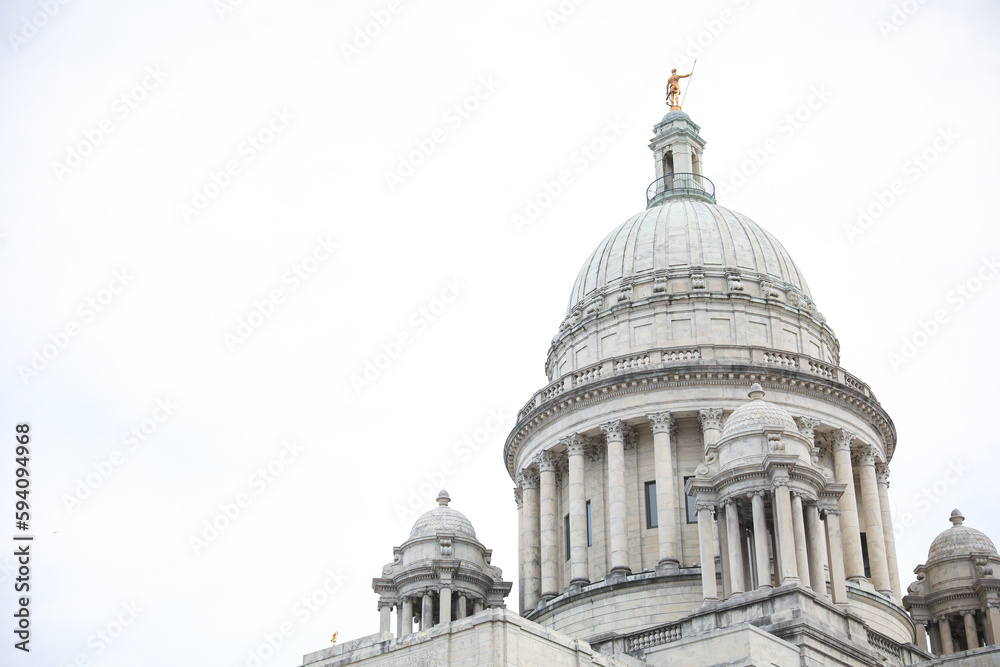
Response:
[646,172,716,207]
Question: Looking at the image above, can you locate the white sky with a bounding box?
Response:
[2,1,999,665]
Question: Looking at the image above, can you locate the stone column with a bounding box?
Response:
[725,499,745,593]
[537,452,560,601]
[913,621,928,652]
[833,430,865,582]
[379,601,392,634]
[823,508,848,604]
[750,491,772,590]
[717,501,733,598]
[520,469,541,612]
[986,604,1000,647]
[699,408,724,458]
[939,616,954,654]
[514,485,524,613]
[791,493,811,590]
[457,594,467,619]
[396,601,403,637]
[421,593,433,630]
[772,480,799,585]
[964,611,980,650]
[697,503,718,600]
[928,622,942,655]
[563,435,590,587]
[648,412,680,572]
[401,597,413,636]
[805,503,829,598]
[857,446,891,595]
[473,599,484,614]
[601,420,631,579]
[875,464,902,600]
[439,586,451,625]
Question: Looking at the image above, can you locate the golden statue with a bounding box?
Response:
[330,632,338,644]
[666,68,693,110]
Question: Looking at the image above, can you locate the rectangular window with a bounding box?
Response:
[586,500,592,546]
[860,532,872,578]
[684,476,698,524]
[565,514,571,561]
[645,481,658,529]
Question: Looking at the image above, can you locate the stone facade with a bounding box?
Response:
[300,106,1000,667]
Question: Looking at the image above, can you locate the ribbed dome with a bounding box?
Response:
[927,510,998,561]
[566,199,811,316]
[721,384,798,439]
[408,491,477,540]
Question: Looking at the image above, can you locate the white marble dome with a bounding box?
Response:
[408,490,477,540]
[565,199,812,316]
[927,509,998,562]
[720,383,798,439]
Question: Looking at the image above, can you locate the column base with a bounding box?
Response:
[607,567,631,585]
[655,559,681,576]
[780,576,801,586]
[566,580,589,595]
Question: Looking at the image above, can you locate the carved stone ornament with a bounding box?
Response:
[617,283,633,303]
[513,486,523,508]
[767,432,785,452]
[727,272,744,292]
[653,276,668,293]
[600,420,629,443]
[875,462,890,486]
[519,467,540,489]
[857,444,877,467]
[690,269,706,290]
[647,411,674,434]
[561,434,585,457]
[535,450,558,473]
[439,537,453,557]
[794,416,821,441]
[699,408,724,432]
[759,278,780,299]
[834,429,855,451]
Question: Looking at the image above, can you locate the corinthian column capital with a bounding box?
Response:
[600,419,629,443]
[794,416,821,441]
[875,462,890,486]
[535,450,558,473]
[698,408,724,432]
[560,434,585,457]
[856,444,877,467]
[834,429,855,451]
[519,467,540,489]
[646,411,674,434]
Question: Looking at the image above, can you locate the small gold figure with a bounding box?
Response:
[330,632,338,644]
[666,68,693,110]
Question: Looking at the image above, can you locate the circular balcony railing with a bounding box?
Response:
[646,172,716,206]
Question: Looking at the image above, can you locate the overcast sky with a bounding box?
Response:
[2,1,999,666]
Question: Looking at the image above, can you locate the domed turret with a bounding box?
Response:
[371,491,511,638]
[904,510,1000,655]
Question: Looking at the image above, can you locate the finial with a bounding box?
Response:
[437,490,451,506]
[748,383,766,400]
[666,64,696,111]
[949,509,964,526]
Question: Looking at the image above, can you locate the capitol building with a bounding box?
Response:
[301,98,1000,666]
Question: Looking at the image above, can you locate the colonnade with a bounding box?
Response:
[380,591,487,637]
[923,607,1000,655]
[515,414,903,614]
